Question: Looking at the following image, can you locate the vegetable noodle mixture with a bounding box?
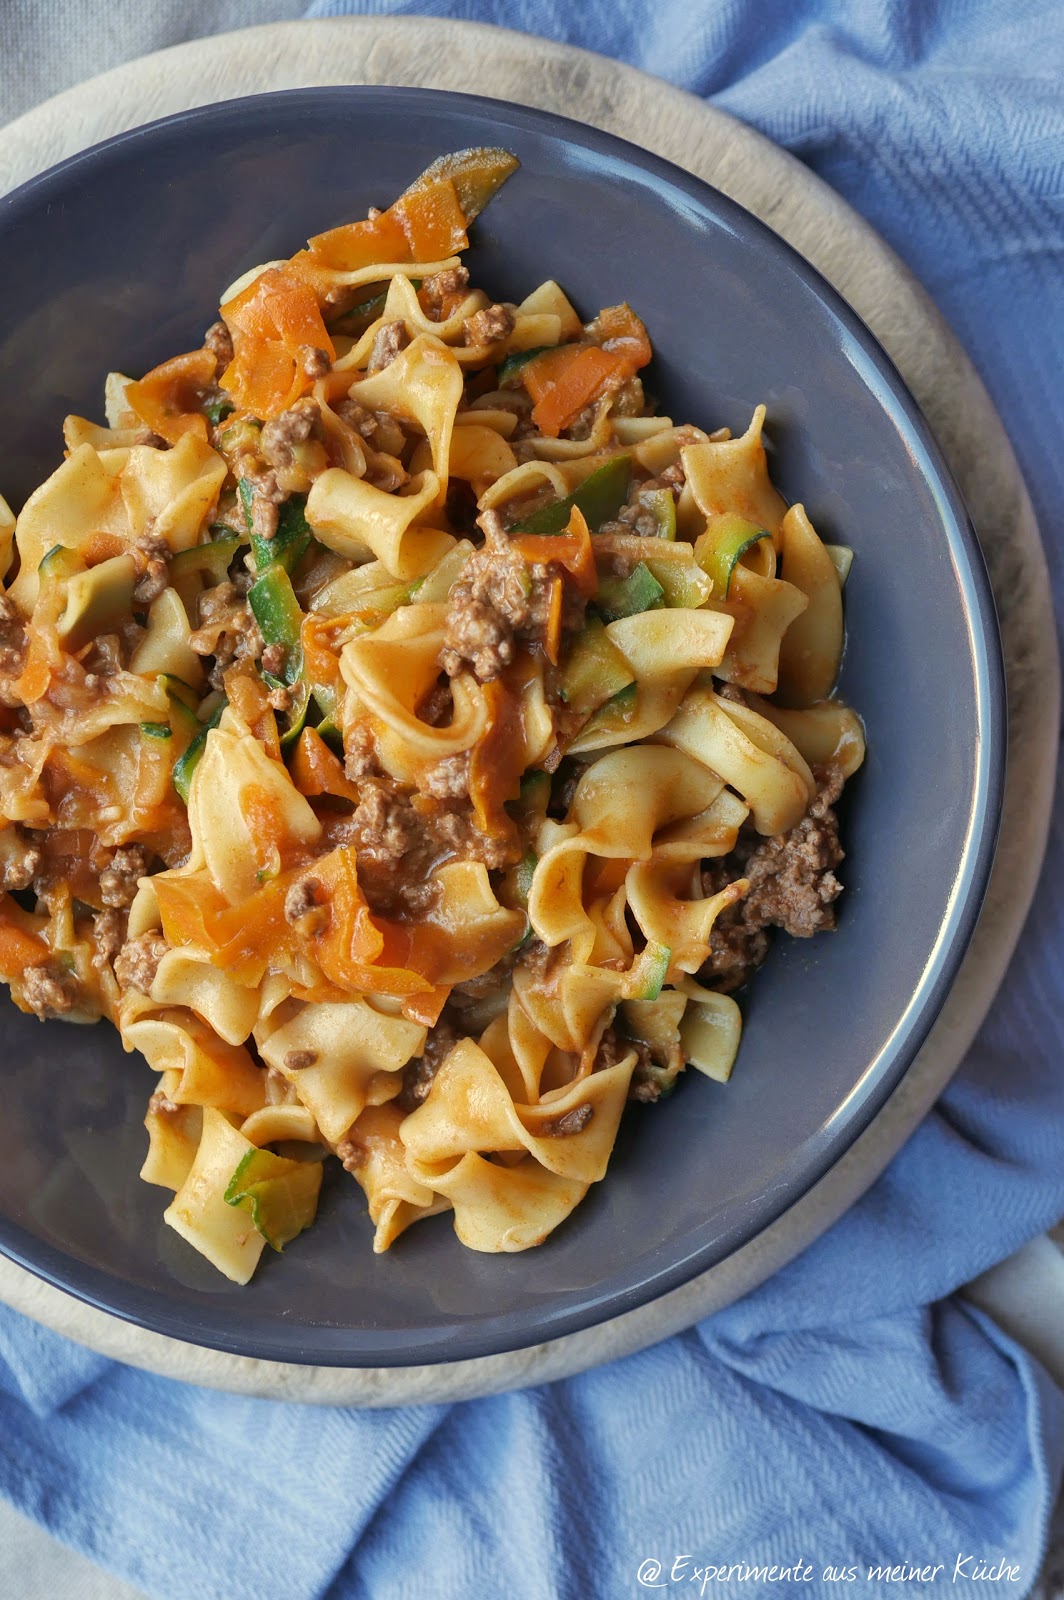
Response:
[0,150,864,1281]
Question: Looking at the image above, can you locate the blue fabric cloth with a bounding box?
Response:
[3,2,1064,1594]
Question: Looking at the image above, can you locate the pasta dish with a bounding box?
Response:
[0,150,864,1281]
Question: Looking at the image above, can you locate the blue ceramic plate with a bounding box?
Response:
[0,89,1004,1366]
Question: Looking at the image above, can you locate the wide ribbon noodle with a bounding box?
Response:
[0,147,863,1281]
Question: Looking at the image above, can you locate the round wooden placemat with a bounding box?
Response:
[0,17,1056,1406]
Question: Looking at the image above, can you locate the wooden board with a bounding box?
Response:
[0,16,1056,1406]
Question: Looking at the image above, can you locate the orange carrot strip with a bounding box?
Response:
[0,897,51,976]
[524,345,627,437]
[155,875,232,950]
[392,177,469,259]
[13,640,54,706]
[375,917,518,991]
[47,748,115,801]
[309,849,383,963]
[323,960,431,998]
[81,532,132,565]
[126,349,215,445]
[301,614,352,700]
[303,849,432,997]
[13,554,68,704]
[0,922,51,973]
[154,873,294,987]
[584,856,631,897]
[544,577,564,666]
[592,302,652,368]
[242,784,292,877]
[290,728,362,804]
[221,267,335,420]
[289,977,364,1005]
[511,506,597,597]
[299,846,518,994]
[469,678,527,841]
[401,984,451,1028]
[223,669,281,758]
[304,210,412,272]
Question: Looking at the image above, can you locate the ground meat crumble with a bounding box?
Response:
[439,511,584,682]
[595,1023,679,1104]
[132,532,171,607]
[335,1133,368,1173]
[700,764,846,992]
[340,783,446,917]
[298,345,331,379]
[463,303,516,347]
[260,397,320,474]
[113,931,168,995]
[260,642,288,678]
[420,265,469,317]
[0,827,40,891]
[367,320,409,374]
[540,1102,595,1136]
[334,401,407,459]
[91,907,125,973]
[419,752,470,800]
[598,459,687,540]
[430,806,514,872]
[99,846,147,909]
[284,877,329,936]
[189,581,264,690]
[351,779,424,865]
[21,961,82,1019]
[0,594,27,677]
[342,723,380,782]
[284,1049,318,1071]
[320,769,515,919]
[397,1018,459,1112]
[203,320,234,378]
